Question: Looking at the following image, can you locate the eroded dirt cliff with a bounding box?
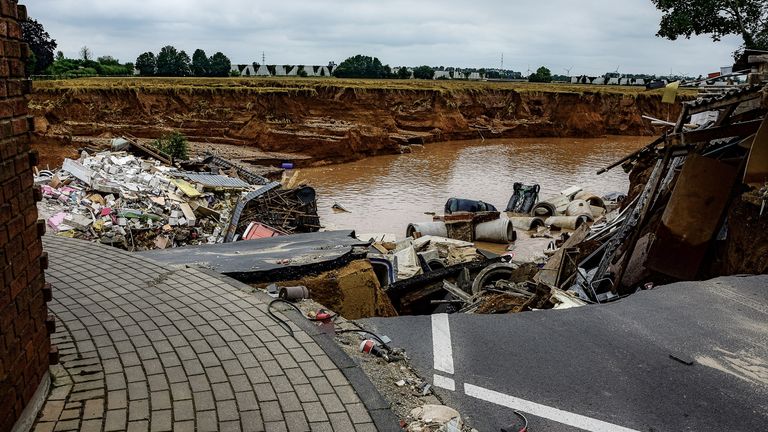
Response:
[30,81,684,166]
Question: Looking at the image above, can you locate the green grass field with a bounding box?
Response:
[33,76,697,97]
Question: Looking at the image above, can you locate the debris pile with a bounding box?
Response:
[548,83,768,301]
[36,142,319,251]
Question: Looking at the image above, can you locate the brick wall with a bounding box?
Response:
[0,1,53,431]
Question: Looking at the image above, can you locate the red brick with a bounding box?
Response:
[0,6,50,428]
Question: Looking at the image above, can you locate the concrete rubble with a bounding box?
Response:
[35,141,320,251]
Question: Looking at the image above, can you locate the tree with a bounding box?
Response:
[79,46,92,61]
[528,66,553,83]
[97,55,120,66]
[20,18,57,74]
[176,50,192,76]
[651,0,768,55]
[191,49,210,76]
[136,52,156,76]
[396,67,411,79]
[412,65,435,80]
[208,52,232,77]
[156,45,191,76]
[333,55,390,78]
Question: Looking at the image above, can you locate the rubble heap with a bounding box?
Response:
[36,146,320,251]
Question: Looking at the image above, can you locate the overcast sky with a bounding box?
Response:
[30,0,741,76]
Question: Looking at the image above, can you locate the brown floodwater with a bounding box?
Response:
[297,136,649,237]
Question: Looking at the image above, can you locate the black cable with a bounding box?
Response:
[267,299,302,336]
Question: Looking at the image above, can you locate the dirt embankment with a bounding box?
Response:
[30,84,684,166]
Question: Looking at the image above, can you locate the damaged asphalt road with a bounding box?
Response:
[362,275,768,432]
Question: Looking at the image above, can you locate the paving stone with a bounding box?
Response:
[260,401,285,423]
[205,366,227,383]
[354,423,377,432]
[53,419,80,431]
[150,391,172,410]
[128,399,149,421]
[345,403,373,424]
[39,401,65,422]
[193,391,216,411]
[328,412,355,431]
[79,419,103,432]
[196,411,218,432]
[216,400,239,422]
[253,383,277,402]
[108,390,128,410]
[104,409,127,431]
[150,409,172,432]
[263,421,288,432]
[170,382,192,400]
[83,399,104,419]
[309,422,333,432]
[173,400,195,421]
[127,420,149,432]
[319,393,345,414]
[285,414,311,432]
[188,374,211,392]
[128,381,149,400]
[235,391,259,412]
[334,385,361,405]
[173,420,195,432]
[58,409,80,421]
[212,382,235,401]
[240,410,265,432]
[294,384,319,403]
[230,375,253,393]
[302,402,328,423]
[277,392,303,413]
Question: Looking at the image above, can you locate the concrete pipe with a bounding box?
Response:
[279,286,309,301]
[574,191,606,209]
[565,200,593,217]
[545,215,593,230]
[533,195,571,217]
[531,202,557,217]
[471,262,521,295]
[475,219,517,244]
[509,217,546,231]
[406,222,448,239]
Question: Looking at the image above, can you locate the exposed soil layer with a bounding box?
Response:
[30,80,685,166]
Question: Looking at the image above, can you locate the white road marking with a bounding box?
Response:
[433,374,456,391]
[431,314,454,375]
[464,384,642,432]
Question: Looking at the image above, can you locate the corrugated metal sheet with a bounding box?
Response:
[183,173,251,189]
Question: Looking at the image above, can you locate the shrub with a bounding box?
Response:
[153,132,189,160]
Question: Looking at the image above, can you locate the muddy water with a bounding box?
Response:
[298,136,649,236]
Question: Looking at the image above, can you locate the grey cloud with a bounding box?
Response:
[28,0,741,75]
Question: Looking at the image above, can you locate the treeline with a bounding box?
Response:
[332,54,530,80]
[135,47,233,77]
[45,49,134,77]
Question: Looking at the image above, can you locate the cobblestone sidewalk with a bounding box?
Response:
[34,236,381,432]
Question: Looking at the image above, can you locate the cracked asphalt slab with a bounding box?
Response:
[363,276,768,432]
